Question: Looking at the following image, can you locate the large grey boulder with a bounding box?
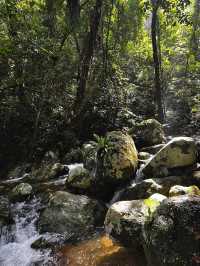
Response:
[129,119,165,147]
[169,184,200,197]
[31,163,69,183]
[142,137,197,178]
[95,131,138,199]
[65,164,94,193]
[105,200,147,249]
[66,131,139,200]
[143,195,200,266]
[38,191,106,235]
[105,194,166,250]
[118,175,193,201]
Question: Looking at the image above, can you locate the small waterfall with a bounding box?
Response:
[68,163,83,173]
[109,189,125,206]
[0,198,52,266]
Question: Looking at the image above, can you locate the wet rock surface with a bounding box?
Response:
[38,191,107,235]
[118,170,200,201]
[143,195,200,266]
[105,193,166,250]
[0,130,199,266]
[142,137,198,178]
[105,199,147,249]
[169,184,200,197]
[31,162,69,183]
[0,196,13,228]
[65,164,94,194]
[130,119,165,148]
[10,183,33,202]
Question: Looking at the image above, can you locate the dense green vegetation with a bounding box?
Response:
[0,0,199,169]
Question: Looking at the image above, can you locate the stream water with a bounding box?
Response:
[0,198,52,266]
[0,163,146,266]
[0,197,146,266]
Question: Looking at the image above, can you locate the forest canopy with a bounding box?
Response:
[0,0,199,168]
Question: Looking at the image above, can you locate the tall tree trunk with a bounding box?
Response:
[191,0,200,60]
[74,0,103,112]
[151,0,164,123]
[67,0,80,28]
[45,0,57,37]
[6,1,26,102]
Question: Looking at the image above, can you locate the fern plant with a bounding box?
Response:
[93,134,112,154]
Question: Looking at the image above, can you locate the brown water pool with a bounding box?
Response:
[56,234,147,266]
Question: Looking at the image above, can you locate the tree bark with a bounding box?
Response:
[45,0,57,37]
[67,0,80,27]
[191,0,200,59]
[151,0,165,123]
[74,0,103,112]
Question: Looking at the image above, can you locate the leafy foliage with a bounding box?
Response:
[0,0,199,169]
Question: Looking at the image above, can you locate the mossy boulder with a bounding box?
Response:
[48,163,69,178]
[119,175,189,201]
[105,199,147,249]
[169,185,200,197]
[142,137,198,178]
[38,191,106,235]
[10,183,32,202]
[105,193,166,250]
[31,162,69,183]
[143,193,167,216]
[143,195,200,266]
[95,131,138,199]
[31,234,66,250]
[119,173,200,202]
[129,119,165,147]
[119,179,164,201]
[65,164,94,193]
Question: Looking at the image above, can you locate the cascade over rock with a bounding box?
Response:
[142,137,197,178]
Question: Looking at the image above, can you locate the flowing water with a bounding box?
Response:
[0,198,52,266]
[0,163,146,266]
[0,198,145,266]
[0,164,84,266]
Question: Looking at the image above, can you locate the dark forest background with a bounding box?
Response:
[0,0,199,170]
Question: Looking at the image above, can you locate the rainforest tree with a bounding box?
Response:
[0,0,199,167]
